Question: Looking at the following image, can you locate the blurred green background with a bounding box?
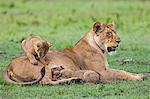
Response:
[0,0,150,98]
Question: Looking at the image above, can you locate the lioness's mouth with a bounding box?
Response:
[107,47,117,52]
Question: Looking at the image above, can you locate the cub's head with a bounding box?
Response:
[93,21,121,53]
[34,41,52,59]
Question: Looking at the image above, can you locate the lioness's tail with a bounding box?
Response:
[3,67,45,85]
[53,77,83,85]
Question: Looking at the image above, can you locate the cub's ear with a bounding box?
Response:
[47,42,52,47]
[93,22,103,34]
[107,21,115,29]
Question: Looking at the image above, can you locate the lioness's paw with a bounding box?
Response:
[136,74,145,80]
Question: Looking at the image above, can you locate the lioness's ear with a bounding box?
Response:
[107,21,115,29]
[93,22,103,33]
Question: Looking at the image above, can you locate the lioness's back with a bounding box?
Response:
[6,56,44,80]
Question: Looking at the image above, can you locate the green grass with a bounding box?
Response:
[0,0,150,98]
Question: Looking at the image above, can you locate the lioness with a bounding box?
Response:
[21,35,51,65]
[3,56,81,85]
[45,21,144,82]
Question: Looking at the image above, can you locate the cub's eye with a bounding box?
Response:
[37,43,41,48]
[106,32,112,37]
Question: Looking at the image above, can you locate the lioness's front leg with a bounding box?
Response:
[100,68,144,81]
[53,68,100,83]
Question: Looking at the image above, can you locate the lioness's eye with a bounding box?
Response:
[106,32,112,36]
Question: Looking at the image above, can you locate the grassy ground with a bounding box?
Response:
[0,0,150,98]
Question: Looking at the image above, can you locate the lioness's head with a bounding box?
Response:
[34,41,52,59]
[93,21,121,53]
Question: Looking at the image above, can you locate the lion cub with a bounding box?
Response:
[21,35,52,65]
[51,66,101,83]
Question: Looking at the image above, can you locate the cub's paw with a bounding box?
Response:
[30,60,38,65]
